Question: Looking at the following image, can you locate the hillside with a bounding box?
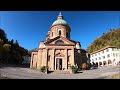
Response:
[86,28,120,53]
[0,28,28,64]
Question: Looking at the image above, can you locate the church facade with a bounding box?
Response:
[30,13,88,71]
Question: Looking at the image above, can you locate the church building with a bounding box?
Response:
[30,13,88,71]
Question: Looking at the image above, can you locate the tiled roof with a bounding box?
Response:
[90,45,116,55]
[29,48,38,52]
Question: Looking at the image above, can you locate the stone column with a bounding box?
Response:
[37,51,40,69]
[30,53,33,68]
[71,48,75,66]
[46,49,48,66]
[64,49,68,70]
[64,29,66,37]
[55,28,57,37]
[42,49,48,66]
[33,54,37,68]
[51,49,55,70]
[106,61,108,67]
[55,57,56,70]
[37,49,42,69]
[98,62,100,67]
[102,61,104,67]
[112,59,114,66]
[39,50,42,67]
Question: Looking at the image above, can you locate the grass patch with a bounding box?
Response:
[103,72,120,79]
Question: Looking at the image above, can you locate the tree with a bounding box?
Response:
[10,39,14,45]
[87,28,120,53]
[2,44,11,63]
[0,39,3,61]
[0,28,8,44]
[0,28,29,64]
[15,40,19,46]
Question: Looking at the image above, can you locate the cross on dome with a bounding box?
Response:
[58,12,63,19]
[58,12,63,17]
[59,12,62,16]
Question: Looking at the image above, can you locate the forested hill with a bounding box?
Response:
[0,28,28,64]
[86,28,120,53]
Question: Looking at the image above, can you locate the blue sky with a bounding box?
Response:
[0,11,120,50]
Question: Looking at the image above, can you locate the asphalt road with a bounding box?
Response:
[0,64,120,79]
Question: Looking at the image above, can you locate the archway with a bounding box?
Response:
[103,61,107,66]
[96,62,98,65]
[113,59,116,65]
[99,62,102,67]
[55,53,64,70]
[108,60,112,66]
[96,62,98,67]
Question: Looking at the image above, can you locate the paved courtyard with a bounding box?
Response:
[0,64,120,79]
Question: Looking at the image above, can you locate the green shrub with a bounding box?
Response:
[70,65,78,74]
[40,66,48,73]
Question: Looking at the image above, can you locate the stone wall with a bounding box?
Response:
[49,25,70,39]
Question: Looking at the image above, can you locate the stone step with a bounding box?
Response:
[50,70,70,74]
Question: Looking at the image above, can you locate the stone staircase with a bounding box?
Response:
[49,70,70,74]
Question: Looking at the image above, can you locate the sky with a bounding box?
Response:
[0,11,120,50]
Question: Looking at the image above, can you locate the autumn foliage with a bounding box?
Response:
[87,28,120,53]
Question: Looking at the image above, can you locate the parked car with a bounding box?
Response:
[90,65,98,70]
[22,60,29,64]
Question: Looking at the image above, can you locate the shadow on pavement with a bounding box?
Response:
[76,71,83,73]
[47,71,54,74]
[0,63,30,68]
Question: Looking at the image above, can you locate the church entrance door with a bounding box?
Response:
[56,58,62,70]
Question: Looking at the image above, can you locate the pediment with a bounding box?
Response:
[45,36,75,45]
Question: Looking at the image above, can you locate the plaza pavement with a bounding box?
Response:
[0,64,120,79]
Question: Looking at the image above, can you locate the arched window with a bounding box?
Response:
[55,40,64,44]
[59,31,61,35]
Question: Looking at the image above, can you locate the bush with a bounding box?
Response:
[82,63,87,70]
[70,65,78,74]
[40,66,48,73]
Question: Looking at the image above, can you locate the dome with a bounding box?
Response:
[52,12,68,26]
[52,19,67,26]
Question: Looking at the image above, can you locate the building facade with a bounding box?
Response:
[90,46,120,67]
[30,13,88,70]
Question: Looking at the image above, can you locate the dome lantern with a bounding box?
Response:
[57,12,63,19]
[52,12,68,26]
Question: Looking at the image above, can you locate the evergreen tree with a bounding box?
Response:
[0,28,29,64]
